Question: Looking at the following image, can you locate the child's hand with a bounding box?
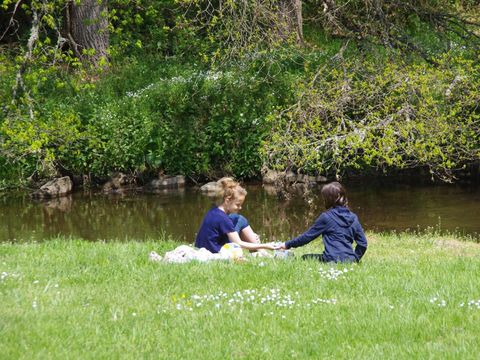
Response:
[274,242,287,250]
[262,243,276,251]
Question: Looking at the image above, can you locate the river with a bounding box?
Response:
[1,182,479,242]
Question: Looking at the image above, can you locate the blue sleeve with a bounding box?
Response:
[229,214,249,232]
[218,215,235,235]
[285,213,329,249]
[353,217,368,259]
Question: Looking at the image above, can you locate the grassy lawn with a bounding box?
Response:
[1,232,480,359]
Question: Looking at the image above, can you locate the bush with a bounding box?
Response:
[84,65,293,178]
[1,110,90,179]
[1,53,296,184]
[262,52,480,180]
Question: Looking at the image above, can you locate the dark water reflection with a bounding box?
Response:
[1,183,479,243]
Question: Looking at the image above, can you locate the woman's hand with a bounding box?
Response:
[274,242,287,250]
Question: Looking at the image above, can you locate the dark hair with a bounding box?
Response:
[321,182,348,209]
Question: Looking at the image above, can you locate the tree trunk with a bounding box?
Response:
[66,0,109,69]
[278,0,304,45]
[294,0,304,45]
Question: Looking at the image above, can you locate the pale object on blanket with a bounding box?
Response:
[164,245,210,263]
[153,245,230,263]
[219,243,244,259]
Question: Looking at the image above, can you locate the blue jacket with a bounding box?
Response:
[285,206,368,262]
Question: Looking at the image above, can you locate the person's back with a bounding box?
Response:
[318,206,365,262]
[195,206,233,253]
[277,181,368,263]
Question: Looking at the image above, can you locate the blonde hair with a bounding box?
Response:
[216,177,247,200]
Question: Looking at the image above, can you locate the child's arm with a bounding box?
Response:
[282,214,328,249]
[227,232,275,250]
[353,219,368,260]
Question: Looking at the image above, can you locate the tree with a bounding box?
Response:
[0,0,112,121]
[1,1,109,76]
[278,0,303,44]
[64,0,109,69]
[262,51,480,181]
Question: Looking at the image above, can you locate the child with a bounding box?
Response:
[275,182,367,263]
[195,177,275,253]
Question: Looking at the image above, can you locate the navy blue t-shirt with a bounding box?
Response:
[195,207,236,253]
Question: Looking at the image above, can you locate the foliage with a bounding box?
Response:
[107,0,178,57]
[175,0,303,65]
[1,109,90,178]
[1,0,479,186]
[262,51,480,180]
[85,64,293,178]
[1,56,294,180]
[305,0,480,63]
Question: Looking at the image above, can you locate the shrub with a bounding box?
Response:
[262,52,480,180]
[86,66,292,178]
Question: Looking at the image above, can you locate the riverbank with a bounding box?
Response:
[2,232,480,359]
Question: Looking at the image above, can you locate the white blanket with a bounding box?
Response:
[149,245,231,263]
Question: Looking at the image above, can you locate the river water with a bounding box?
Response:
[1,183,479,243]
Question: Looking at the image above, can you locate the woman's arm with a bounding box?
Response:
[227,232,275,250]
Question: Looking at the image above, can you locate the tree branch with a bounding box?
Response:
[0,0,22,41]
[11,5,40,120]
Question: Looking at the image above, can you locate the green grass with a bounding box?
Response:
[1,232,480,359]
